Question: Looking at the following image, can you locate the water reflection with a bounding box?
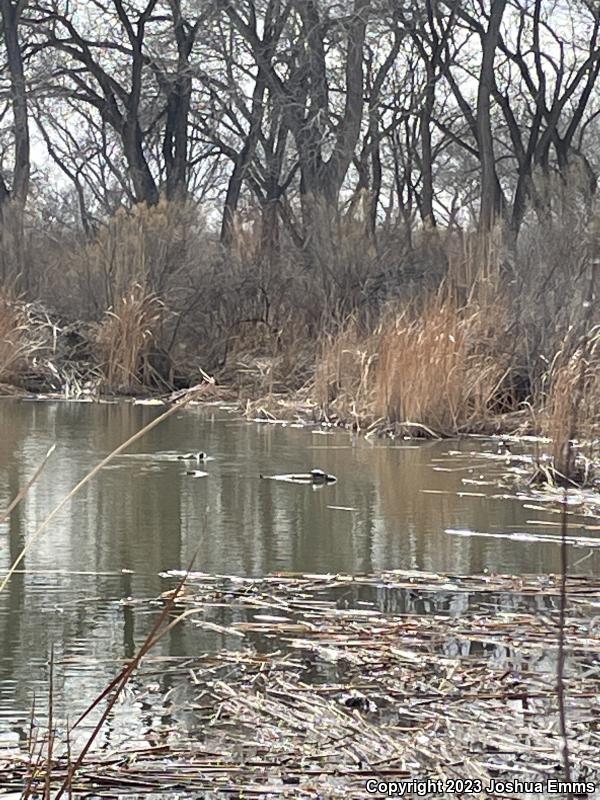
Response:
[0,399,599,747]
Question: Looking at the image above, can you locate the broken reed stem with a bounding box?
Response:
[54,558,197,799]
[557,473,572,790]
[0,443,56,525]
[22,695,39,800]
[65,720,72,800]
[7,569,600,795]
[0,384,206,595]
[69,601,205,731]
[45,646,55,799]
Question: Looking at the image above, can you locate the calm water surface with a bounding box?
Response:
[0,398,598,760]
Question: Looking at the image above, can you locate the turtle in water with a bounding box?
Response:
[259,468,337,485]
[177,451,208,463]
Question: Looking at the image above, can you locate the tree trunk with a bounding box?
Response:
[0,0,29,207]
[420,68,436,228]
[477,0,507,231]
[0,0,30,287]
[123,119,159,205]
[163,74,191,201]
[322,0,369,203]
[220,74,267,244]
[163,2,196,201]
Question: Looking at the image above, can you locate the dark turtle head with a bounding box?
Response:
[310,469,336,484]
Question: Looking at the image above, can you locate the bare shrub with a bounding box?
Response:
[512,181,594,388]
[32,200,208,321]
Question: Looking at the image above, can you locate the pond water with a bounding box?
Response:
[0,399,598,767]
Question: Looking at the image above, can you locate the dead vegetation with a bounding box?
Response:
[0,290,42,386]
[2,199,600,484]
[542,339,600,485]
[4,570,600,797]
[310,294,513,438]
[93,283,166,393]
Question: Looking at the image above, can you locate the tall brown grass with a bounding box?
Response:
[313,319,377,425]
[314,295,510,434]
[1,193,599,453]
[94,284,165,392]
[543,326,600,479]
[539,244,599,480]
[375,297,509,433]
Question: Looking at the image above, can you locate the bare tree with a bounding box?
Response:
[222,0,369,246]
[0,0,29,208]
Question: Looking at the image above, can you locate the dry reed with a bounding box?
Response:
[0,290,41,384]
[9,570,600,796]
[94,283,164,392]
[542,327,600,480]
[314,295,509,435]
[1,195,600,460]
[313,318,377,426]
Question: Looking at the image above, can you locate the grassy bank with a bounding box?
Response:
[1,200,599,479]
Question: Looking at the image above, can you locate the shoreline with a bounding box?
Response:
[0,378,533,438]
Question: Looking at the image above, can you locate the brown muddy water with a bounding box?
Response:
[0,398,599,775]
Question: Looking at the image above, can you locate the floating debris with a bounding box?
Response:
[185,470,209,478]
[6,569,600,796]
[446,527,600,548]
[133,397,165,406]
